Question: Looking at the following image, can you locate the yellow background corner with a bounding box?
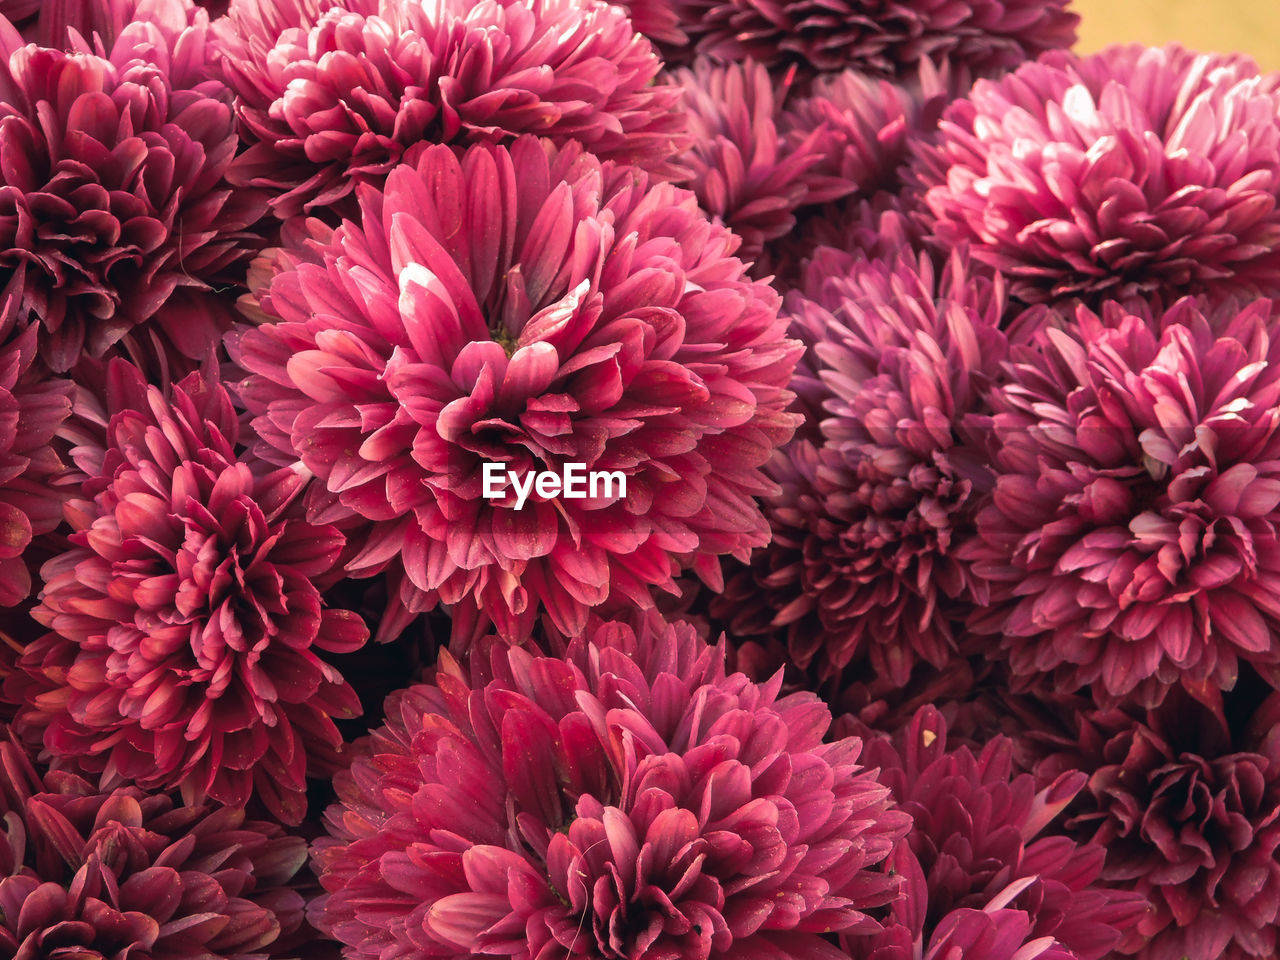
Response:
[1072,0,1280,69]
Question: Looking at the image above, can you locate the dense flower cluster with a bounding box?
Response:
[234,136,801,642]
[0,0,263,371]
[0,727,308,959]
[1,0,1277,958]
[311,612,911,959]
[12,362,367,823]
[216,0,688,218]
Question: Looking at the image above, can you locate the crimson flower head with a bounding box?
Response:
[311,611,910,960]
[913,44,1280,308]
[216,0,688,219]
[849,707,1148,960]
[0,1,264,372]
[0,728,308,959]
[666,0,1076,76]
[14,360,367,824]
[233,137,801,642]
[1034,684,1280,960]
[717,247,1009,686]
[966,298,1280,705]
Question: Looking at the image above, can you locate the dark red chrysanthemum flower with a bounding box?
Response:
[666,0,1076,77]
[216,0,688,220]
[0,302,72,606]
[0,727,308,959]
[671,58,852,263]
[847,707,1148,960]
[233,137,801,643]
[715,247,1009,686]
[913,44,1280,308]
[1033,685,1280,960]
[13,361,366,824]
[311,611,910,960]
[965,299,1280,705]
[0,3,265,372]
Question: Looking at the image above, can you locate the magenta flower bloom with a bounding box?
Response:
[14,361,366,824]
[717,247,1009,686]
[0,2,265,372]
[0,728,308,959]
[966,299,1280,705]
[216,0,688,219]
[671,58,852,263]
[668,0,1076,76]
[311,611,910,960]
[0,306,72,607]
[849,707,1148,960]
[233,138,801,642]
[913,44,1280,308]
[1034,685,1280,960]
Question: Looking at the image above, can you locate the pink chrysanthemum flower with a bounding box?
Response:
[311,611,911,960]
[781,61,953,202]
[233,137,801,642]
[0,728,309,959]
[913,44,1280,308]
[1034,685,1280,960]
[715,247,1009,686]
[668,0,1076,76]
[0,305,72,606]
[671,58,852,264]
[0,2,264,372]
[848,707,1148,960]
[215,0,688,220]
[965,299,1280,705]
[13,361,367,824]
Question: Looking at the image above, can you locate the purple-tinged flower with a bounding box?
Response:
[671,58,851,263]
[215,0,688,220]
[14,361,366,824]
[311,611,910,960]
[848,707,1148,960]
[1032,684,1280,960]
[0,727,309,959]
[965,299,1280,705]
[667,0,1076,77]
[0,2,265,372]
[233,137,802,643]
[716,247,1008,686]
[913,44,1280,308]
